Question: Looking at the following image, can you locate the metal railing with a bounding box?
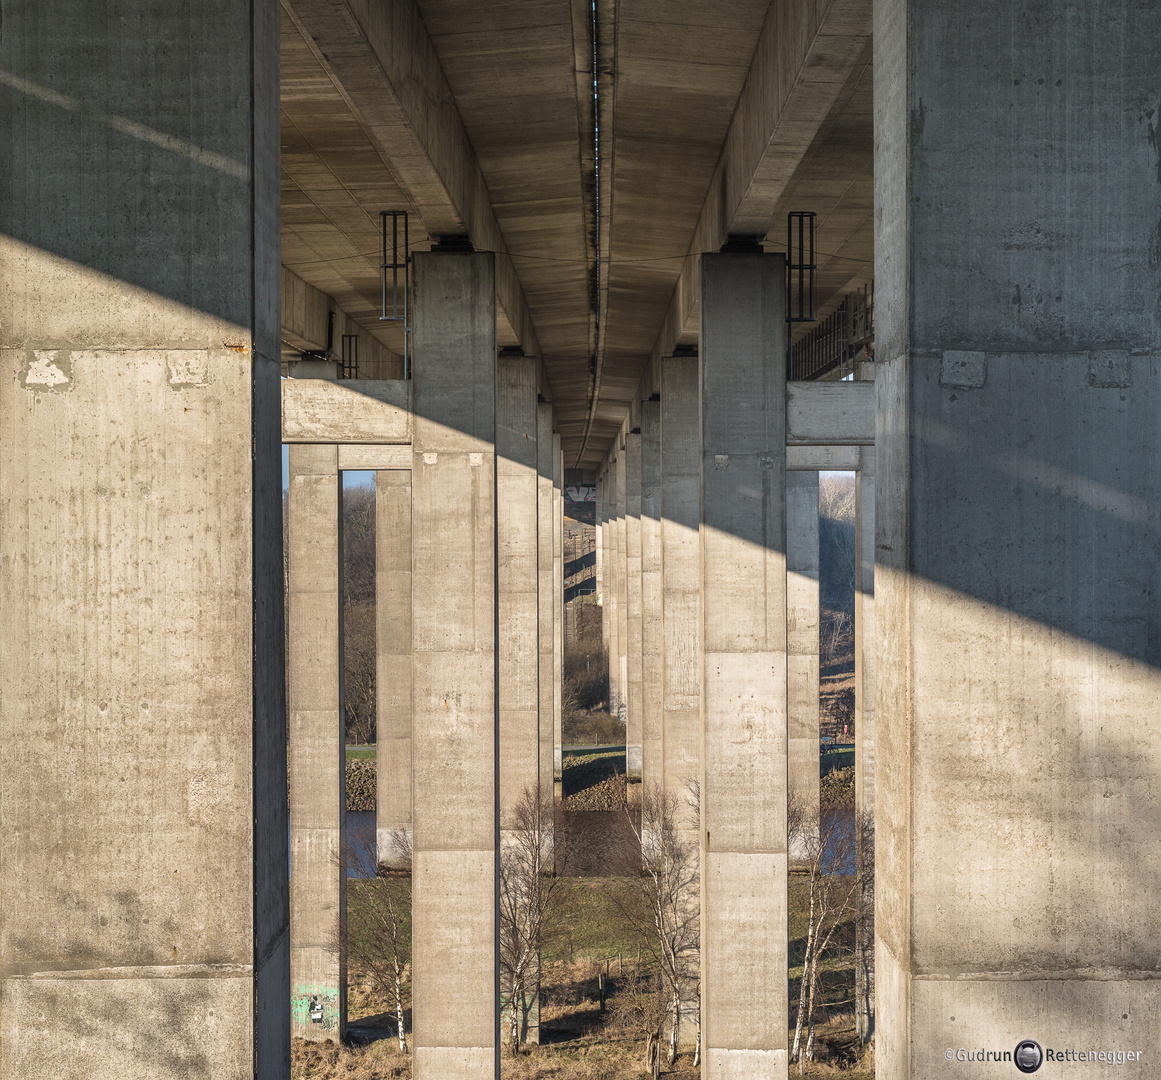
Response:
[791,281,874,381]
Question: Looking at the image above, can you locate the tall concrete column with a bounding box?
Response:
[615,441,629,728]
[625,429,644,780]
[377,470,413,867]
[640,400,663,794]
[853,447,875,1043]
[699,252,787,1077]
[787,471,820,861]
[288,445,346,1040]
[607,454,621,719]
[410,250,497,1079]
[597,472,608,663]
[497,355,539,836]
[0,4,286,1074]
[497,354,539,1045]
[875,2,1161,1074]
[553,437,564,787]
[537,404,556,803]
[660,358,701,814]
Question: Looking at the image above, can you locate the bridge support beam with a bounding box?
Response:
[787,471,820,862]
[377,469,414,867]
[410,250,497,1079]
[538,404,556,807]
[640,400,663,796]
[625,429,644,782]
[660,357,701,827]
[875,0,1161,1073]
[700,252,788,1078]
[0,2,286,1074]
[288,444,346,1041]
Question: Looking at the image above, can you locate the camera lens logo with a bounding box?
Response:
[1014,1040,1043,1074]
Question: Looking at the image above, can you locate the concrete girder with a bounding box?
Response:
[280,0,544,367]
[637,0,873,402]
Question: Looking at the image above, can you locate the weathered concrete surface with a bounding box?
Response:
[660,358,701,812]
[624,430,644,779]
[498,356,540,836]
[787,470,820,861]
[377,469,413,867]
[0,2,286,1074]
[785,381,875,446]
[640,400,663,794]
[281,378,411,443]
[699,253,788,1078]
[538,403,556,803]
[288,444,346,1041]
[410,251,497,1078]
[874,1,1161,1074]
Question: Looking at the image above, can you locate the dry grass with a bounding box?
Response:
[291,1038,410,1079]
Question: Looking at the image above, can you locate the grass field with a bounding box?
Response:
[345,745,376,761]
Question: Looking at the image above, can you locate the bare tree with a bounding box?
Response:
[336,828,411,1053]
[787,799,871,1071]
[610,966,668,1079]
[855,812,875,1044]
[343,601,376,744]
[498,787,564,1054]
[617,782,700,1067]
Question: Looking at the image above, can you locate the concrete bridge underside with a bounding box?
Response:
[2,0,1160,1078]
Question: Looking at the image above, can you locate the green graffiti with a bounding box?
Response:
[292,985,340,1032]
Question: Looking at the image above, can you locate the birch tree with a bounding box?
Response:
[498,787,564,1054]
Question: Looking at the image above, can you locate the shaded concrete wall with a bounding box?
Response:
[288,445,346,1040]
[874,0,1161,1074]
[787,471,820,860]
[0,3,287,1075]
[410,251,497,1078]
[640,400,663,793]
[377,470,413,865]
[699,253,788,1077]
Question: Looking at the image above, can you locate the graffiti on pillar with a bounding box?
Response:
[292,985,340,1032]
[565,485,595,502]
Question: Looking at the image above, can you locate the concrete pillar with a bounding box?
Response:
[537,404,556,803]
[875,2,1161,1074]
[853,448,875,1043]
[553,436,563,783]
[606,458,621,719]
[625,429,644,780]
[497,354,539,1045]
[597,472,608,664]
[787,471,820,861]
[699,252,787,1077]
[640,400,663,794]
[0,4,286,1074]
[410,250,497,1079]
[615,439,629,729]
[288,445,346,1040]
[377,470,413,867]
[497,355,539,837]
[660,357,701,814]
